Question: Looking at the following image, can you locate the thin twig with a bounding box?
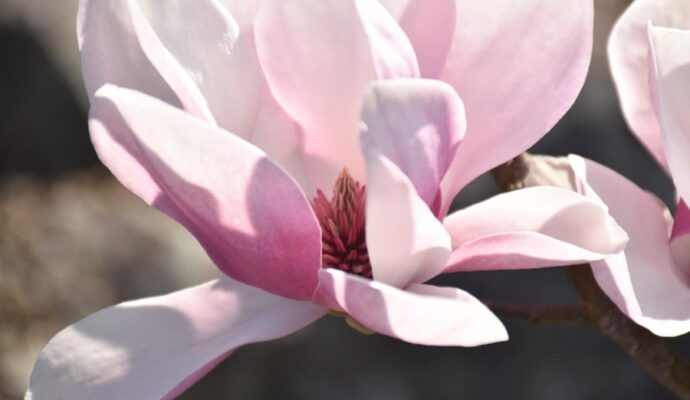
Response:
[567,266,690,400]
[485,302,589,325]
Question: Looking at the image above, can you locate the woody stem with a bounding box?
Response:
[567,265,690,400]
[485,302,589,325]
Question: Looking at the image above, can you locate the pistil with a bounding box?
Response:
[311,169,371,278]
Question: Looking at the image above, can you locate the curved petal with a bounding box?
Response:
[130,0,265,137]
[314,269,507,346]
[125,0,217,123]
[360,79,465,208]
[567,155,690,337]
[363,153,451,289]
[356,0,420,80]
[90,85,321,301]
[443,187,628,273]
[439,0,593,214]
[77,0,179,105]
[254,0,419,193]
[26,278,327,400]
[608,0,690,169]
[216,0,256,30]
[377,0,457,78]
[648,25,690,203]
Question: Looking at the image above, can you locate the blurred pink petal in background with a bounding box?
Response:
[526,0,690,339]
[542,0,690,337]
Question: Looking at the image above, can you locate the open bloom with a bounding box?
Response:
[27,0,624,398]
[526,0,690,337]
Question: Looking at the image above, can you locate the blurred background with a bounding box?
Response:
[0,0,688,399]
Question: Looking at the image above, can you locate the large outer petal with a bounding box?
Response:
[26,278,327,400]
[90,85,321,301]
[608,0,690,170]
[648,26,690,203]
[443,187,627,273]
[360,79,465,208]
[77,0,178,105]
[439,0,593,214]
[254,0,418,193]
[363,154,451,289]
[567,155,690,337]
[377,0,457,78]
[314,269,507,346]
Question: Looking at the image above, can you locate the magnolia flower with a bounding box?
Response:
[26,0,623,398]
[526,0,690,337]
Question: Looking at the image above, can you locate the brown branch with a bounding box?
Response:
[485,302,589,325]
[567,266,690,400]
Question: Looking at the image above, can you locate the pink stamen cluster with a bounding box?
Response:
[311,169,372,278]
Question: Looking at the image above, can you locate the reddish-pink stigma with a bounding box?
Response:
[311,169,372,278]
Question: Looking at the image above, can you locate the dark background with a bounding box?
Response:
[1,0,687,399]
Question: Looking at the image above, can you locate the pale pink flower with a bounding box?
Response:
[608,0,690,172]
[526,0,690,337]
[26,0,623,398]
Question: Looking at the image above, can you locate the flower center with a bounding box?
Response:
[311,169,371,278]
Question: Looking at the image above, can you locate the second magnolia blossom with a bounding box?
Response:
[527,0,690,337]
[26,1,622,399]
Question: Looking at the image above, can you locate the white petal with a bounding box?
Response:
[26,278,327,399]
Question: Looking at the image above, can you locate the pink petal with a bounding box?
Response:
[216,0,256,30]
[648,25,690,203]
[443,187,627,273]
[314,269,507,346]
[26,278,327,400]
[129,0,265,137]
[608,0,690,170]
[254,0,419,193]
[567,155,690,337]
[438,0,593,214]
[360,79,465,208]
[363,153,451,289]
[78,0,179,105]
[356,0,420,80]
[90,85,321,301]
[378,0,457,78]
[125,0,218,123]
